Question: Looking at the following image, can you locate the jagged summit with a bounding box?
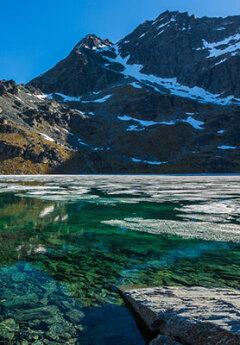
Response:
[74,34,113,51]
[30,10,240,99]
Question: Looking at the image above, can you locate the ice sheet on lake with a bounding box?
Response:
[179,199,240,215]
[0,175,240,201]
[102,217,240,243]
[0,176,239,237]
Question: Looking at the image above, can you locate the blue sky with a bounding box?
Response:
[1,0,239,83]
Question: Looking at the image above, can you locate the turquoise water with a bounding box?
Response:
[0,175,239,344]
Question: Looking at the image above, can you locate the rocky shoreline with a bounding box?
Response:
[120,286,240,345]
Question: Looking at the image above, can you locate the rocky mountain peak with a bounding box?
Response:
[74,34,113,51]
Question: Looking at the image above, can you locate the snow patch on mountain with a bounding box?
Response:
[218,145,237,150]
[118,115,161,127]
[199,33,240,58]
[48,93,112,104]
[81,94,112,103]
[77,138,88,146]
[103,47,238,105]
[118,114,204,130]
[40,133,55,142]
[157,18,176,31]
[131,158,168,165]
[48,93,81,102]
[183,116,204,129]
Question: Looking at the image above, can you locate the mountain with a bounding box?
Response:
[30,11,240,101]
[1,11,240,174]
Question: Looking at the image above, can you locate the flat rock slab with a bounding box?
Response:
[120,286,240,345]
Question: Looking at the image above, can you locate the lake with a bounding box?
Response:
[0,175,239,344]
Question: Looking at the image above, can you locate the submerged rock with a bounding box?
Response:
[0,263,84,344]
[120,286,240,345]
[0,318,19,341]
[11,272,26,282]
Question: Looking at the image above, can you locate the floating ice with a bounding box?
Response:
[102,217,240,243]
[0,176,239,218]
[178,200,240,215]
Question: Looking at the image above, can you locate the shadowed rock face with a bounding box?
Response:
[29,35,122,97]
[121,286,240,345]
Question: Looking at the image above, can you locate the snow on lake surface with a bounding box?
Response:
[0,176,239,243]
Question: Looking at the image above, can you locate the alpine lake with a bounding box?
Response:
[0,175,239,345]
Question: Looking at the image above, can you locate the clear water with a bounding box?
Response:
[0,175,239,344]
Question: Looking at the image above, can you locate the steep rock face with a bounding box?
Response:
[29,35,123,97]
[118,11,240,97]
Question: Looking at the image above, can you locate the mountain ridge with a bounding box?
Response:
[30,10,240,100]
